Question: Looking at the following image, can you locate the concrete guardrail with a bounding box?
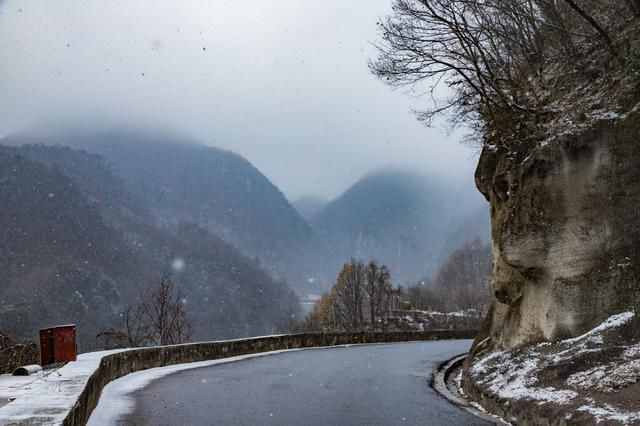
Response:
[64,329,477,425]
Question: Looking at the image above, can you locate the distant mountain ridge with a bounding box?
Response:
[2,127,490,293]
[312,169,489,283]
[0,142,300,345]
[3,129,314,284]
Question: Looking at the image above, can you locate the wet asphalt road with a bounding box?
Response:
[124,340,488,425]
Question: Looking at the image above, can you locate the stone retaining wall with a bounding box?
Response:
[64,330,476,426]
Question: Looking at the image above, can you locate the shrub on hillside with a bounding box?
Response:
[0,332,38,374]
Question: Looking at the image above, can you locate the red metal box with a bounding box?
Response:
[39,324,77,366]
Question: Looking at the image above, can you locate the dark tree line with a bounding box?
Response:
[406,237,492,314]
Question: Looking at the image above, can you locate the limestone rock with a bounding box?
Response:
[473,107,640,351]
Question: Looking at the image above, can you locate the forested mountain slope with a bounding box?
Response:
[3,130,314,284]
[0,145,299,346]
[2,131,490,295]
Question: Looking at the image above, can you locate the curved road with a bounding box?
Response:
[123,340,488,425]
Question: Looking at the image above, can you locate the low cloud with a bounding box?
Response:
[0,0,478,199]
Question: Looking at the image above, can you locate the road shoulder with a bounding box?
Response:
[432,353,507,425]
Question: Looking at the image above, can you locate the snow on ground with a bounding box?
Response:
[578,400,640,424]
[563,312,635,345]
[469,311,640,424]
[0,349,125,425]
[411,309,480,317]
[471,348,579,404]
[568,358,640,393]
[386,308,483,331]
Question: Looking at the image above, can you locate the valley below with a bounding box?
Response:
[0,128,490,352]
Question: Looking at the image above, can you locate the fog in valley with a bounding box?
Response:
[0,0,490,349]
[0,0,478,199]
[3,0,638,423]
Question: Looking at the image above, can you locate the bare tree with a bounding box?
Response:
[406,238,492,314]
[295,289,337,332]
[370,0,639,147]
[142,273,193,346]
[364,261,392,328]
[375,264,392,317]
[0,332,38,374]
[561,0,614,53]
[370,0,547,140]
[364,261,379,327]
[333,259,366,331]
[279,288,302,333]
[96,304,150,349]
[97,273,193,348]
[298,259,398,332]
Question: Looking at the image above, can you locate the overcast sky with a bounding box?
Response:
[0,0,478,200]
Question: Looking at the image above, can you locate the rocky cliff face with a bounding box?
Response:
[472,107,640,351]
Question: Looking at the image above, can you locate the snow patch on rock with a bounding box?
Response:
[578,400,640,425]
[468,311,640,423]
